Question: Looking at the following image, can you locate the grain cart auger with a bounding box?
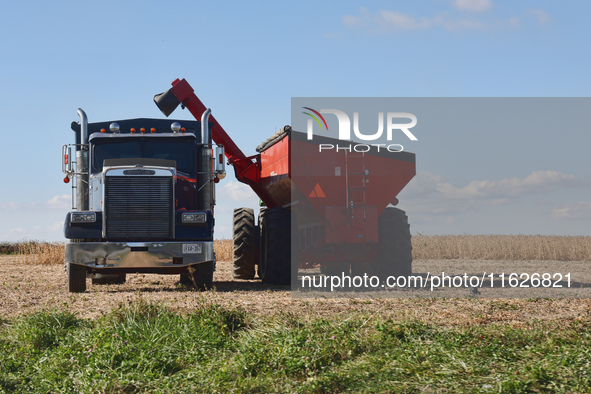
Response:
[154,78,417,288]
[62,105,226,292]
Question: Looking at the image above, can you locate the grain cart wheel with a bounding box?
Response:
[321,262,351,277]
[181,261,214,290]
[378,207,412,279]
[256,208,266,279]
[350,261,377,278]
[67,263,86,293]
[232,208,257,280]
[259,207,291,285]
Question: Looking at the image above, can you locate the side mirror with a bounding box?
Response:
[215,145,226,179]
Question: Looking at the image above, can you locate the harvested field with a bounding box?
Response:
[2,236,590,322]
[1,255,590,325]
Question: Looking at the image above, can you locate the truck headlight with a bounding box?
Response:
[182,212,207,224]
[71,212,96,223]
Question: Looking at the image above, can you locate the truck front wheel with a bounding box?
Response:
[180,261,214,291]
[67,263,87,293]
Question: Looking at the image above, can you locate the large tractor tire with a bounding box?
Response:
[350,261,377,278]
[180,261,214,291]
[259,207,292,285]
[232,207,257,280]
[67,263,87,293]
[256,208,266,278]
[378,207,413,279]
[320,262,351,277]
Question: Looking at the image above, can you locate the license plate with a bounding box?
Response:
[182,244,202,254]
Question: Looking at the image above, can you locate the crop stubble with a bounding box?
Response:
[1,250,590,324]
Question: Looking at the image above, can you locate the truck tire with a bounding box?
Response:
[180,261,214,291]
[378,207,412,279]
[232,208,257,280]
[67,263,86,293]
[259,207,291,285]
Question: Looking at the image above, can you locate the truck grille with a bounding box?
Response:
[105,176,174,239]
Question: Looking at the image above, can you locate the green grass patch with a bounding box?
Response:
[0,300,590,393]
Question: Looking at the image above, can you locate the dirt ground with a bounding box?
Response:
[1,255,590,325]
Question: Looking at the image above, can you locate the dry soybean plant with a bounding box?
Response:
[7,236,591,265]
[11,239,234,265]
[412,235,591,261]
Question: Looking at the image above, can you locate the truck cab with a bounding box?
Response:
[62,111,225,292]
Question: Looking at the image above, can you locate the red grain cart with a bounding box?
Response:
[155,79,416,286]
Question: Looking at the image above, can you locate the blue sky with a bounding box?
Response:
[0,0,589,241]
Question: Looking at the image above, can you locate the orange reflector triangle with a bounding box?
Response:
[308,183,326,198]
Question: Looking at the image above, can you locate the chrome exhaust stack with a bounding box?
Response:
[76,108,89,211]
[198,109,213,211]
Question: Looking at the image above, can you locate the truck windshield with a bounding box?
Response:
[93,142,140,171]
[92,139,195,175]
[145,141,193,170]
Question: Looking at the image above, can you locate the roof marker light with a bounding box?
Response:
[151,128,156,133]
[100,128,106,133]
[131,128,136,133]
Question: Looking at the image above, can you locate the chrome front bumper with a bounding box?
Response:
[65,241,214,268]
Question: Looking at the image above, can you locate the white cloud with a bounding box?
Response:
[1,194,71,211]
[452,0,493,13]
[432,13,486,30]
[400,170,590,219]
[506,17,520,29]
[551,202,591,220]
[218,181,259,202]
[45,194,71,209]
[48,221,63,232]
[436,171,587,200]
[527,9,551,26]
[343,7,370,28]
[2,222,65,241]
[343,7,501,33]
[0,201,21,210]
[377,11,432,30]
[342,3,543,34]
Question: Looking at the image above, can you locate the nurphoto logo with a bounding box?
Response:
[302,107,418,153]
